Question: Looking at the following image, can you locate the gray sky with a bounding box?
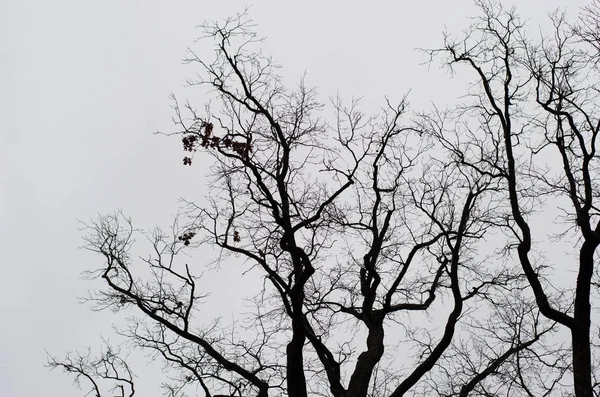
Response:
[0,1,588,396]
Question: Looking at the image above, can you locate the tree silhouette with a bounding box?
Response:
[49,2,600,396]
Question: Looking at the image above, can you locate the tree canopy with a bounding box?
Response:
[49,1,600,396]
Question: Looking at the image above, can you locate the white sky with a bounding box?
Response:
[0,1,589,396]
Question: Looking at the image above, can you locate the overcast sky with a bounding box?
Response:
[0,1,590,396]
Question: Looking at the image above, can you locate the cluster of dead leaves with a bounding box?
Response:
[181,122,252,166]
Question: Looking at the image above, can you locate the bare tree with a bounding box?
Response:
[426,1,600,395]
[51,2,600,397]
[49,10,527,397]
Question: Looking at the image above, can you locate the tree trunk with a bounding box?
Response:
[346,322,384,397]
[572,328,592,397]
[572,239,596,397]
[286,294,308,397]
